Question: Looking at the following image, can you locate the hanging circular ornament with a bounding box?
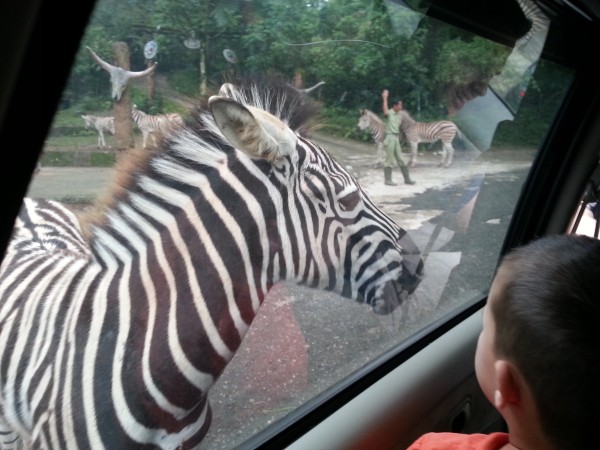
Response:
[184,31,201,49]
[144,40,158,59]
[223,49,238,64]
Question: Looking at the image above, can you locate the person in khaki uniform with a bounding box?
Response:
[381,89,415,186]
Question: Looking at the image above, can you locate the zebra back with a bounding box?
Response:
[81,114,115,134]
[399,110,458,145]
[131,106,182,133]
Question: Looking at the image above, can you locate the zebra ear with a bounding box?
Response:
[209,96,297,161]
[219,83,238,99]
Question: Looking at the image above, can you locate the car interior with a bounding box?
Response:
[1,0,600,449]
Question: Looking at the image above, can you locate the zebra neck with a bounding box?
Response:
[86,147,292,301]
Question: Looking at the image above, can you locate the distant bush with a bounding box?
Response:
[170,69,199,98]
[320,106,372,142]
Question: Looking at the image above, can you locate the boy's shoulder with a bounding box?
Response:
[406,432,509,450]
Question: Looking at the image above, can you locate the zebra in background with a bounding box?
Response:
[131,105,184,149]
[0,77,424,449]
[81,114,115,148]
[358,108,459,168]
[398,109,460,167]
[357,108,387,168]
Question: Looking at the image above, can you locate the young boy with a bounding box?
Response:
[406,234,600,450]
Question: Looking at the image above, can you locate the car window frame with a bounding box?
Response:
[2,1,600,449]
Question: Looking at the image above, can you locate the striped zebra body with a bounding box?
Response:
[399,110,459,168]
[81,114,115,148]
[131,106,183,149]
[357,109,386,167]
[358,108,459,168]
[0,78,423,449]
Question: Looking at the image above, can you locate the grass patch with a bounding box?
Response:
[91,152,116,166]
[40,150,115,167]
[41,151,76,166]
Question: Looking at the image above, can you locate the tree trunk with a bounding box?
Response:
[112,42,135,152]
[199,41,207,96]
[147,60,155,101]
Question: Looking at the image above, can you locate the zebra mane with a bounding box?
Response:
[77,75,323,238]
[193,74,322,136]
[398,109,416,123]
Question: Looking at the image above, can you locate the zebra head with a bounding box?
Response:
[107,117,115,134]
[205,81,423,314]
[81,114,92,130]
[357,109,371,132]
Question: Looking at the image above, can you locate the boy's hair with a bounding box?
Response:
[492,234,600,450]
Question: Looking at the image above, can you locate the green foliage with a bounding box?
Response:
[53,0,568,153]
[77,96,113,114]
[319,106,376,142]
[170,69,199,97]
[40,152,76,167]
[91,152,117,166]
[434,37,509,86]
[320,106,360,139]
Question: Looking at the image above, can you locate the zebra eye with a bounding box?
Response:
[338,189,361,211]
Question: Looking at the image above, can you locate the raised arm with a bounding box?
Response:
[382,89,390,116]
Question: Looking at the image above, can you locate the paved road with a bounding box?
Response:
[24,135,534,450]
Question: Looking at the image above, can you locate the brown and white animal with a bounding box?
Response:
[81,114,115,148]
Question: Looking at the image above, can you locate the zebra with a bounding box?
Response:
[358,108,459,168]
[81,114,115,148]
[0,77,424,449]
[357,108,387,168]
[131,105,184,149]
[398,109,460,168]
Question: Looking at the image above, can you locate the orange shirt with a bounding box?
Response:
[406,432,509,450]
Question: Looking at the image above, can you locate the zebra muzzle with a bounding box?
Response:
[372,235,425,315]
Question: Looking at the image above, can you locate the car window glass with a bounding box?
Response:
[19,0,575,448]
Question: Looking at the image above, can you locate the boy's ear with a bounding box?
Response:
[494,360,522,409]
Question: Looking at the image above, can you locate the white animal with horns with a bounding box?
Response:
[86,46,157,101]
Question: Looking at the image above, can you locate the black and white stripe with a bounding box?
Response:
[357,109,386,167]
[515,0,550,48]
[0,78,423,449]
[358,108,459,168]
[399,110,459,168]
[131,106,183,148]
[81,114,115,148]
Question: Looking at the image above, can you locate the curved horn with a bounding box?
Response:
[86,46,115,73]
[302,81,325,94]
[128,62,158,79]
[87,46,158,101]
